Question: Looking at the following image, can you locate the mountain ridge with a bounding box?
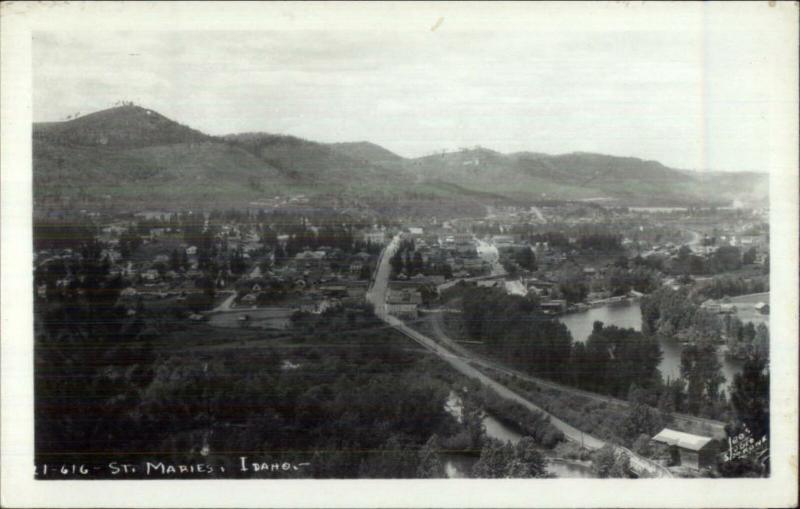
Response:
[32,104,769,213]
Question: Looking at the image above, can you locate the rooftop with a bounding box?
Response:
[652,428,714,451]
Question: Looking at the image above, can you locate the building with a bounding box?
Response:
[362,230,387,245]
[539,299,567,314]
[345,280,369,301]
[701,299,737,315]
[755,302,770,315]
[294,250,327,267]
[385,289,422,318]
[651,428,718,470]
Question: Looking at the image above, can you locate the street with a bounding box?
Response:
[368,234,672,477]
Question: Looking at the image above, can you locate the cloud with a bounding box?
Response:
[32,29,782,172]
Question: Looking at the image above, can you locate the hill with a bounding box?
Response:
[223,133,410,187]
[33,105,211,149]
[403,149,767,206]
[33,139,292,211]
[32,104,768,214]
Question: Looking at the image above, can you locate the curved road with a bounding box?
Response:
[367,235,672,478]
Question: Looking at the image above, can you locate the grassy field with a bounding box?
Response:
[207,307,294,330]
[728,292,769,326]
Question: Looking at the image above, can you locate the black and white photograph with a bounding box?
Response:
[1,2,797,508]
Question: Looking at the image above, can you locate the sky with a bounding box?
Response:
[32,26,786,172]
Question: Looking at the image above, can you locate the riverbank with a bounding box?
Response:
[442,392,596,478]
[558,299,744,390]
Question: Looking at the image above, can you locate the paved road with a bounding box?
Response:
[368,234,672,477]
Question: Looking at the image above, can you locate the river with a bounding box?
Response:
[559,300,744,391]
[442,393,595,478]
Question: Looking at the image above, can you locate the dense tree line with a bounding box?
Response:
[449,287,664,398]
[456,286,573,380]
[570,322,663,398]
[471,438,549,478]
[605,266,661,296]
[640,286,718,337]
[669,245,756,276]
[692,275,768,301]
[468,386,564,448]
[35,244,156,467]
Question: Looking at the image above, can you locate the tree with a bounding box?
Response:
[622,397,667,444]
[389,250,404,276]
[754,323,769,359]
[416,435,445,478]
[742,247,757,265]
[410,251,425,275]
[632,433,653,457]
[730,356,769,441]
[591,445,617,478]
[509,437,547,477]
[592,445,629,478]
[35,258,155,469]
[471,437,547,478]
[472,440,514,478]
[360,435,420,478]
[680,340,725,416]
[514,247,537,272]
[168,249,181,272]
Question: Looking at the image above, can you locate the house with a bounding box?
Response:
[345,281,369,300]
[318,284,348,298]
[651,428,718,470]
[701,299,737,315]
[492,235,514,246]
[453,232,473,244]
[755,302,770,315]
[463,258,486,272]
[456,244,478,257]
[362,230,387,245]
[120,287,138,298]
[540,300,567,314]
[349,260,365,275]
[385,289,422,318]
[294,250,327,267]
[297,295,338,314]
[142,269,160,282]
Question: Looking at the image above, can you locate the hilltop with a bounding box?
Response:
[33,105,212,149]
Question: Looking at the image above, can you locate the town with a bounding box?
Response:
[34,197,770,479]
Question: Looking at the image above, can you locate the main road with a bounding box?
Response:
[367,235,672,478]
